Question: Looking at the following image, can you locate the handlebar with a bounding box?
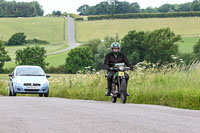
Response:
[109,67,132,71]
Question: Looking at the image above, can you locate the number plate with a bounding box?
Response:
[27,86,38,89]
[118,72,124,76]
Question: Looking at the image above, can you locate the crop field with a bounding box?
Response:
[76,17,200,53]
[0,17,68,43]
[1,63,200,110]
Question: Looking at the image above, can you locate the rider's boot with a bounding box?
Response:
[105,88,111,96]
[126,92,130,96]
[105,77,112,96]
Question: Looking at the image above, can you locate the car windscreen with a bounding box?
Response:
[16,67,45,76]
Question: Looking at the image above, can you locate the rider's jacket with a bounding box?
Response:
[103,52,133,70]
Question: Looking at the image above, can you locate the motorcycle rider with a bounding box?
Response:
[103,42,133,96]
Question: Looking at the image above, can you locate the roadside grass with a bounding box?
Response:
[1,64,200,110]
[0,17,68,43]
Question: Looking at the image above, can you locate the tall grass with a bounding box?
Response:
[1,63,200,110]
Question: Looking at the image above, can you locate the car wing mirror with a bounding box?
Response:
[46,74,50,78]
[8,73,13,77]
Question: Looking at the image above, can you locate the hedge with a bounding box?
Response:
[88,11,200,20]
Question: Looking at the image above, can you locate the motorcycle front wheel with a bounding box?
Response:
[111,96,117,103]
[121,79,127,104]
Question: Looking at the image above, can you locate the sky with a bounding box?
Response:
[10,0,194,15]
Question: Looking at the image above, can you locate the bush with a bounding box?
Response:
[6,32,26,46]
[26,39,49,44]
[15,46,49,69]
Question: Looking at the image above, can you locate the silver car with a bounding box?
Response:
[8,65,50,97]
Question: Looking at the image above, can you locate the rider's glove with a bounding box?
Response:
[109,67,113,71]
[130,67,134,70]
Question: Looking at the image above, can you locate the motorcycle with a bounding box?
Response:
[108,63,131,104]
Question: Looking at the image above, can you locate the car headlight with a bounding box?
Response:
[42,80,49,85]
[15,79,21,84]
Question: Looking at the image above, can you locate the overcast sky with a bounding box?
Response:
[10,0,194,14]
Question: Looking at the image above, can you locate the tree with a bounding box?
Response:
[144,28,181,64]
[52,10,61,16]
[121,28,181,65]
[15,46,48,69]
[77,5,89,15]
[191,0,200,11]
[65,47,94,74]
[158,4,176,12]
[121,30,147,65]
[0,40,11,73]
[6,32,26,46]
[177,2,192,12]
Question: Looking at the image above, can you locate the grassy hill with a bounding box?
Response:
[76,17,200,53]
[0,17,67,43]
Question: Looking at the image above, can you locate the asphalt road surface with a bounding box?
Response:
[0,96,200,133]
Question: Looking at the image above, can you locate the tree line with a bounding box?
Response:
[0,0,44,17]
[77,0,200,15]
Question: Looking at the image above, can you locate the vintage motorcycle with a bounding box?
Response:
[108,63,131,104]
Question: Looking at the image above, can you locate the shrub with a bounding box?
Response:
[6,32,26,46]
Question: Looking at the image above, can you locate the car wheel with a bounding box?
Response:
[44,90,49,97]
[39,94,43,97]
[8,87,12,96]
[12,90,16,96]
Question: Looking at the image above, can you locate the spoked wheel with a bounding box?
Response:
[120,79,127,104]
[111,96,117,103]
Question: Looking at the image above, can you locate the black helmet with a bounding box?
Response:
[111,42,120,53]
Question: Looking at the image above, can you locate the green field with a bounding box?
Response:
[0,17,68,43]
[76,17,200,42]
[76,17,200,53]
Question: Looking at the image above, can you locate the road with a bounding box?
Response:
[0,96,200,133]
[47,17,80,55]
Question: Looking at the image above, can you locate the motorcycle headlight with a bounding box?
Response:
[119,66,124,71]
